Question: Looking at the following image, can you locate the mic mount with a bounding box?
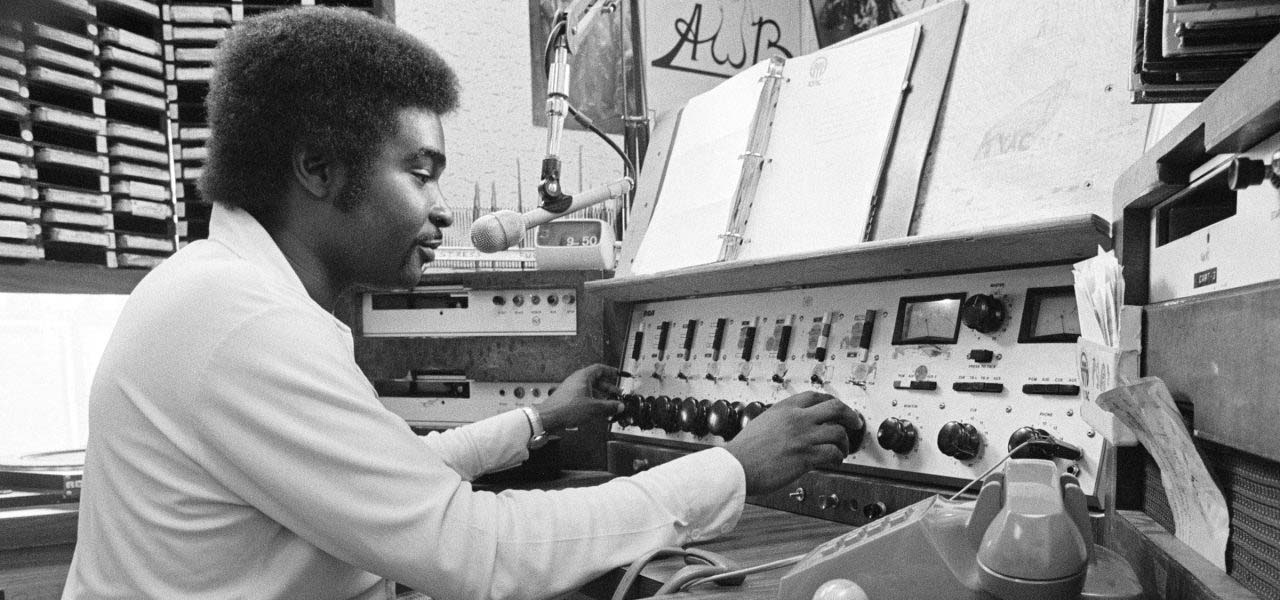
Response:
[540,0,621,214]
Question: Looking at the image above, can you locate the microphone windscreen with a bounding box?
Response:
[470,210,526,253]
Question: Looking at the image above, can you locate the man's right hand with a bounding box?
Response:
[722,392,863,496]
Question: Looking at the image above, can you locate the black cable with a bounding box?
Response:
[568,103,635,183]
[543,17,567,77]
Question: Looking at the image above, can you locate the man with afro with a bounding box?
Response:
[63,8,861,600]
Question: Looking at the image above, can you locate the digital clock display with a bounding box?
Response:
[536,220,604,247]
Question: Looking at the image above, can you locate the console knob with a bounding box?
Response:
[652,396,680,433]
[706,400,743,440]
[739,401,768,432]
[845,410,867,452]
[876,418,917,454]
[678,397,707,436]
[615,394,641,427]
[637,396,656,430]
[960,294,1007,334]
[937,421,982,460]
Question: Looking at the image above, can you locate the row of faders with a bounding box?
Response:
[0,0,177,268]
[162,3,231,244]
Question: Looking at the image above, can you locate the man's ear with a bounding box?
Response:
[291,143,347,201]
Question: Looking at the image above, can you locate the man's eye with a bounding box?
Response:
[412,171,435,185]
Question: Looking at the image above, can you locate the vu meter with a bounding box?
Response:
[1019,286,1081,343]
[893,293,964,344]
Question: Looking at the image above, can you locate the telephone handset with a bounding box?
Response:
[778,459,1144,600]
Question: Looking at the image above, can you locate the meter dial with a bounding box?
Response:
[892,293,965,345]
[1018,286,1081,343]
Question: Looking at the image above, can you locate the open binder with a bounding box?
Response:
[629,21,922,276]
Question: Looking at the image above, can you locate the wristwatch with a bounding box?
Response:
[521,406,550,449]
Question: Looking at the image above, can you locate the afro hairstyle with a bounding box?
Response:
[198,7,459,229]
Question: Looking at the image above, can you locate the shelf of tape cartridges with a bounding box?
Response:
[162,3,232,244]
[585,215,1113,304]
[0,21,37,261]
[101,22,174,269]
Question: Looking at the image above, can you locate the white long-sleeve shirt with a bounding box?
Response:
[63,204,746,600]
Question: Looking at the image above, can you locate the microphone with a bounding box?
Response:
[470,177,632,253]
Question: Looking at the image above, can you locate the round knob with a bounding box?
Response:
[862,501,887,520]
[960,294,1007,333]
[844,410,867,452]
[739,401,768,432]
[876,418,917,454]
[937,421,983,460]
[677,397,706,435]
[651,396,679,433]
[1228,156,1267,190]
[706,400,742,439]
[636,396,656,430]
[615,394,641,427]
[1007,426,1063,460]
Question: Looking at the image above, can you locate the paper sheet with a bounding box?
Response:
[628,60,770,275]
[629,23,921,274]
[741,22,921,259]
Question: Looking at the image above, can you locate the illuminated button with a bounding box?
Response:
[1021,384,1080,396]
[952,382,1004,393]
[892,380,938,391]
[967,349,995,363]
[512,295,525,307]
[531,295,541,305]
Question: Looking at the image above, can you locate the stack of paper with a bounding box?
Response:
[1072,248,1125,348]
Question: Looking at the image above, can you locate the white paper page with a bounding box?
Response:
[738,22,921,260]
[629,60,771,275]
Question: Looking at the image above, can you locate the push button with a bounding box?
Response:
[952,382,1004,393]
[893,380,938,391]
[1021,384,1080,396]
[967,349,995,363]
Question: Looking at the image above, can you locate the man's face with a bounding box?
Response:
[336,107,452,291]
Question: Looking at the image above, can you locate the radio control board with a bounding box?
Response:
[612,264,1115,497]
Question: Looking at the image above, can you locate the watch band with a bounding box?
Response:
[521,406,549,449]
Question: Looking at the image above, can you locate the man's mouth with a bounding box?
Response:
[416,238,442,266]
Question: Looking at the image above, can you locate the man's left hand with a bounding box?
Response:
[538,364,622,432]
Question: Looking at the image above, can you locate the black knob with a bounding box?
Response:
[862,501,887,520]
[1008,426,1083,461]
[1228,156,1267,190]
[707,400,742,439]
[877,418,917,454]
[739,401,768,432]
[676,397,706,435]
[615,394,641,427]
[960,294,1007,334]
[937,421,982,460]
[844,410,867,452]
[637,396,656,430]
[1008,426,1052,459]
[652,396,680,432]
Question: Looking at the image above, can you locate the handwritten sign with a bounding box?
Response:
[644,0,813,114]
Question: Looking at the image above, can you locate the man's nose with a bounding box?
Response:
[428,203,453,228]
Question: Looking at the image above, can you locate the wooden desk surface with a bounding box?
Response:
[579,504,850,600]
